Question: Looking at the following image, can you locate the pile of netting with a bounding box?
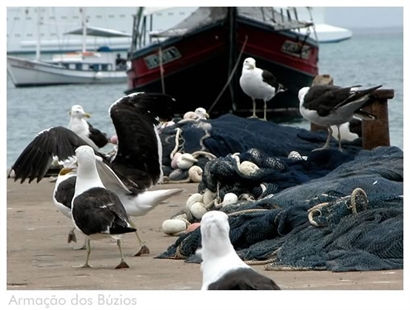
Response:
[159,113,362,183]
[158,146,402,271]
[157,115,403,271]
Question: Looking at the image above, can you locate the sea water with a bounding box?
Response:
[6,28,403,168]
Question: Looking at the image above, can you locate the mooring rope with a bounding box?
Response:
[208,35,249,114]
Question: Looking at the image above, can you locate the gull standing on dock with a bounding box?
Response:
[9,92,182,255]
[71,145,136,269]
[198,211,280,290]
[298,84,382,151]
[68,104,109,150]
[239,57,285,120]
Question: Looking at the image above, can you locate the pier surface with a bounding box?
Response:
[7,179,402,290]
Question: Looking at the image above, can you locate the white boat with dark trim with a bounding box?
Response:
[7,49,127,87]
[7,8,130,87]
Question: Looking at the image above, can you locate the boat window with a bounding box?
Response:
[69,64,76,70]
[89,64,99,71]
[62,63,69,69]
[101,64,108,71]
[76,63,82,71]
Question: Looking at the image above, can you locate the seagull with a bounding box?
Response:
[68,105,109,150]
[239,57,286,120]
[9,92,182,255]
[52,160,81,246]
[51,156,181,254]
[9,92,175,189]
[198,211,280,290]
[298,84,382,151]
[71,145,136,269]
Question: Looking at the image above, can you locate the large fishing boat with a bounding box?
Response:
[126,7,319,118]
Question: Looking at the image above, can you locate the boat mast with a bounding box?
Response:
[227,7,237,110]
[130,7,144,55]
[80,8,87,53]
[35,8,41,60]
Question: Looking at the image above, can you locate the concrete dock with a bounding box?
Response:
[7,179,402,290]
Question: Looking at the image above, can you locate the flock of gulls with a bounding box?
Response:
[9,57,382,290]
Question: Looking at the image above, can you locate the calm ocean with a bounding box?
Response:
[6,28,403,168]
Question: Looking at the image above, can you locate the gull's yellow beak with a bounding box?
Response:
[59,167,74,176]
[83,112,91,118]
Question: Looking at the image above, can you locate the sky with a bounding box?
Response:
[324,7,403,28]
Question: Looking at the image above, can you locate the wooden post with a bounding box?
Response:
[310,123,327,132]
[362,89,394,150]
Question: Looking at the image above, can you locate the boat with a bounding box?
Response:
[7,50,128,87]
[7,8,130,87]
[294,7,352,43]
[126,7,319,119]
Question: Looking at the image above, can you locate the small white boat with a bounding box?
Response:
[294,7,352,43]
[7,51,127,87]
[7,8,129,87]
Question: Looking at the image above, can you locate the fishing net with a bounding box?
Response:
[157,120,403,271]
[159,113,361,183]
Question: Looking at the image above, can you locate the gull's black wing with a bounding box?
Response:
[86,121,109,148]
[109,93,174,192]
[9,126,88,183]
[303,85,352,117]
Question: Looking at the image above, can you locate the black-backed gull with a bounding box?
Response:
[72,145,136,269]
[68,105,108,150]
[9,92,175,190]
[198,211,280,290]
[52,163,80,245]
[298,84,382,151]
[239,57,285,120]
[52,157,181,254]
[10,92,181,255]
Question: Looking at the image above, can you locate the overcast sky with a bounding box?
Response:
[324,7,403,28]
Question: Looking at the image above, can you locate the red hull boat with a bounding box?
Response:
[126,7,319,119]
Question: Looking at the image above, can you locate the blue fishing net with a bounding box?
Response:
[157,114,403,271]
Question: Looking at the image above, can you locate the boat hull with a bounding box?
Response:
[127,13,319,118]
[7,56,127,87]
